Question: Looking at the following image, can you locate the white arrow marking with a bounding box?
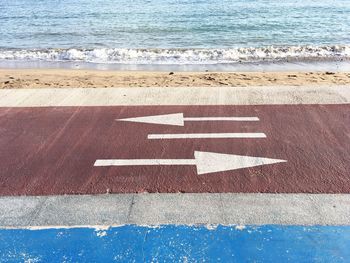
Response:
[94,151,286,175]
[117,113,259,126]
[148,133,266,139]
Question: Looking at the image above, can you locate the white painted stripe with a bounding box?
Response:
[184,117,259,121]
[0,86,348,107]
[94,159,196,166]
[148,133,266,139]
[1,193,350,227]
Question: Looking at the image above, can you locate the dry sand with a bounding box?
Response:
[1,69,350,89]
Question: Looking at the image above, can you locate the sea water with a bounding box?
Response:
[0,0,350,70]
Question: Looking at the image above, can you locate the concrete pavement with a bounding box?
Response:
[0,85,349,107]
[1,193,350,227]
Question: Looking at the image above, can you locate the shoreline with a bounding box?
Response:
[1,69,350,89]
[1,59,350,73]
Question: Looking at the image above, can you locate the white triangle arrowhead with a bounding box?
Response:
[117,113,184,126]
[194,151,287,175]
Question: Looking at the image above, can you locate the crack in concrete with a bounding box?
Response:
[218,194,229,225]
[126,194,136,224]
[28,196,49,226]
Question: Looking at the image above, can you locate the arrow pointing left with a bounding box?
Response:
[117,113,259,126]
[94,151,287,175]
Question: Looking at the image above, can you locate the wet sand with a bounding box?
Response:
[1,69,350,89]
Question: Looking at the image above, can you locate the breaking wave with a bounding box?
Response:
[0,45,349,64]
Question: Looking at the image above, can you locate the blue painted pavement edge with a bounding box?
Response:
[0,225,349,262]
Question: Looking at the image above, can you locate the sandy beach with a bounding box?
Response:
[1,69,350,89]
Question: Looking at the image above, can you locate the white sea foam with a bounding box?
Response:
[0,46,349,65]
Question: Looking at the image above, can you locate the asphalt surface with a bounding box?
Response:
[0,104,349,195]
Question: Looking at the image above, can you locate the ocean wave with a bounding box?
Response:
[0,46,349,64]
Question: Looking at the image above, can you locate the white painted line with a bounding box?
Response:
[95,159,196,166]
[147,132,266,139]
[118,113,259,126]
[95,151,286,175]
[184,117,259,121]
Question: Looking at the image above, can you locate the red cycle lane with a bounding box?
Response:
[0,104,349,195]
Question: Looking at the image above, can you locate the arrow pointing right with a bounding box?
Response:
[94,151,287,175]
[194,151,286,175]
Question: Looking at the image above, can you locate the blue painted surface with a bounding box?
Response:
[0,225,349,262]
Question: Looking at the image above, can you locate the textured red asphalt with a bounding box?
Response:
[0,104,349,196]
